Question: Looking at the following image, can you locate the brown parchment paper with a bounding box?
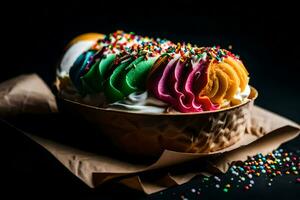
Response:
[0,74,57,116]
[1,74,299,194]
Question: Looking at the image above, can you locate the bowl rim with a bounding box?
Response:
[57,85,258,116]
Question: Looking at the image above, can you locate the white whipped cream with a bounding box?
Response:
[59,40,95,76]
[234,84,251,102]
[107,92,168,113]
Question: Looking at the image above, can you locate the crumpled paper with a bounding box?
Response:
[0,74,57,117]
[1,74,299,194]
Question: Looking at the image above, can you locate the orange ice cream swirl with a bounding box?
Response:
[200,56,249,105]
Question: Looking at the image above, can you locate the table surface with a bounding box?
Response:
[1,112,299,200]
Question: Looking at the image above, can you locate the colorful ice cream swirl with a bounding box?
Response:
[62,31,250,113]
[201,55,249,105]
[147,54,216,112]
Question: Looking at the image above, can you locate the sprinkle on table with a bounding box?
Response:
[160,148,299,198]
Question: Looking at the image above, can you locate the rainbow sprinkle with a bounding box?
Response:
[154,148,300,199]
[90,30,239,64]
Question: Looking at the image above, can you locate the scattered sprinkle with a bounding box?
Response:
[157,146,300,198]
[223,188,229,193]
[268,182,272,187]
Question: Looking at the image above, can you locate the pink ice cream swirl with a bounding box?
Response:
[147,55,219,113]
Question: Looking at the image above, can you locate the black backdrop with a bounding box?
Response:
[2,4,300,122]
[1,3,300,199]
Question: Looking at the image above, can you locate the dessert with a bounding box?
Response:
[56,31,257,156]
[58,31,251,113]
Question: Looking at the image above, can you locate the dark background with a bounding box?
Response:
[2,3,300,122]
[1,3,300,199]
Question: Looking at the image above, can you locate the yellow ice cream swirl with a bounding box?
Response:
[200,50,249,106]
